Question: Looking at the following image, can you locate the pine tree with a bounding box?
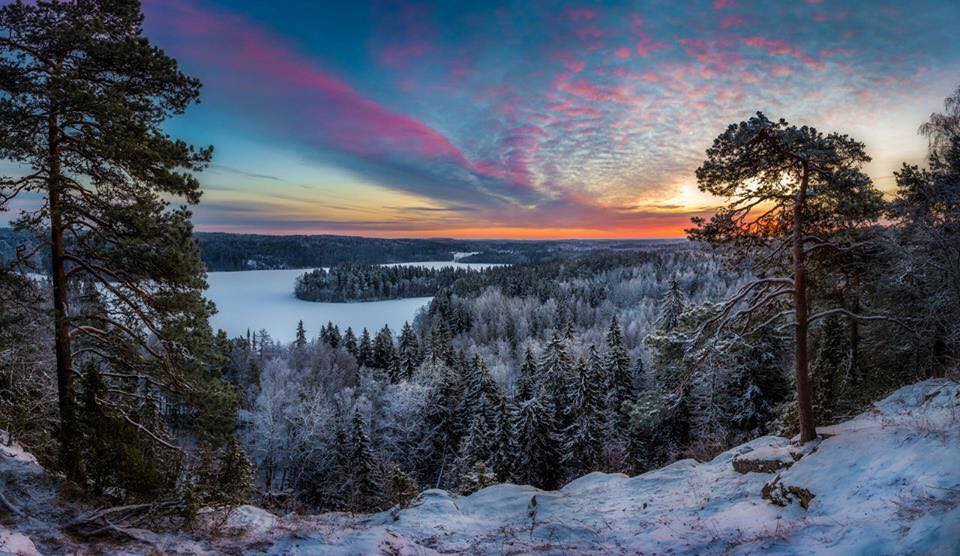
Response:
[0,0,218,482]
[689,113,885,443]
[458,460,498,495]
[491,396,515,482]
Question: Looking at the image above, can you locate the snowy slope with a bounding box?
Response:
[269,379,960,555]
[2,379,958,554]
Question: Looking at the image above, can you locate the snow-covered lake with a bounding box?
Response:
[205,262,497,343]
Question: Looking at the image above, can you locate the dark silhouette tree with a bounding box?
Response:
[689,113,884,443]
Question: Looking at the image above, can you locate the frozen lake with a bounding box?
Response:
[205,262,497,343]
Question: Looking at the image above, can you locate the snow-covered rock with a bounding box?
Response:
[0,527,41,556]
[267,379,960,554]
[196,504,279,537]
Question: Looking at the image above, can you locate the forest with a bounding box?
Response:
[294,263,484,302]
[0,0,958,551]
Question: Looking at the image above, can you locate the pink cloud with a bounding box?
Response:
[636,36,670,57]
[719,15,746,28]
[615,47,631,60]
[713,0,736,8]
[563,7,599,20]
[144,1,470,166]
[771,64,792,77]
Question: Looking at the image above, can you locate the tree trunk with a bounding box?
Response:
[793,163,817,443]
[48,112,81,480]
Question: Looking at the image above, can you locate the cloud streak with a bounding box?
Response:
[134,0,960,238]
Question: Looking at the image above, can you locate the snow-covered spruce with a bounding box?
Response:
[3,379,958,554]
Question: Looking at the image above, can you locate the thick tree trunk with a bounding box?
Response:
[48,112,80,480]
[793,164,817,444]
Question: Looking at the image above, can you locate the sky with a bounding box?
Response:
[7,0,960,238]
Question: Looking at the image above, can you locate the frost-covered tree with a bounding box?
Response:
[562,350,604,478]
[511,394,562,489]
[656,278,686,332]
[343,327,358,358]
[397,321,420,381]
[604,316,633,427]
[889,84,960,377]
[358,328,373,368]
[349,409,382,512]
[539,332,573,429]
[515,346,538,404]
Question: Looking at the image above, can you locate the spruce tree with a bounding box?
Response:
[561,351,604,479]
[515,346,538,404]
[295,320,307,350]
[657,278,686,332]
[539,332,573,430]
[343,327,358,358]
[373,325,395,371]
[0,0,224,482]
[358,328,373,368]
[217,437,254,507]
[511,394,562,490]
[350,409,381,512]
[398,321,420,381]
[604,316,633,427]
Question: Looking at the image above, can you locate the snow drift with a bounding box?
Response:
[2,379,959,554]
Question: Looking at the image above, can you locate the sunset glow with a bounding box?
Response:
[73,1,960,237]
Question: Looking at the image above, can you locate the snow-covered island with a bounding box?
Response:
[3,379,957,554]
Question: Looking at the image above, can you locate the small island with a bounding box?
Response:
[294,262,482,302]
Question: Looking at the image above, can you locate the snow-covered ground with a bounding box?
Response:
[205,262,497,342]
[3,379,958,554]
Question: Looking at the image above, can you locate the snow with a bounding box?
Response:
[0,527,41,556]
[2,379,957,554]
[196,505,279,537]
[263,379,960,554]
[205,262,498,342]
[0,432,39,466]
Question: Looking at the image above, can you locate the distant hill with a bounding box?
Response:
[0,228,685,272]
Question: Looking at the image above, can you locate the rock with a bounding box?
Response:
[732,444,804,474]
[0,527,41,556]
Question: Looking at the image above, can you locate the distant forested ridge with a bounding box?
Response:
[0,228,683,272]
[294,263,483,302]
[194,232,682,271]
